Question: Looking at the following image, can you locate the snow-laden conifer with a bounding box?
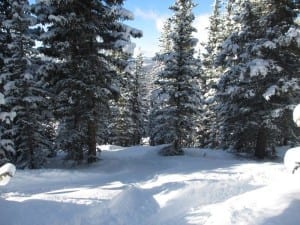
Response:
[109,52,147,146]
[216,0,300,158]
[150,0,201,155]
[33,0,141,163]
[199,0,224,147]
[1,0,53,168]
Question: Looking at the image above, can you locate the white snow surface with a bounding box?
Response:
[293,104,300,127]
[263,85,277,101]
[284,147,300,173]
[0,163,16,186]
[1,145,300,225]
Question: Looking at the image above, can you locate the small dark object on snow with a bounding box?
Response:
[292,162,300,174]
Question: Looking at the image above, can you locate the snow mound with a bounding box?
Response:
[108,186,159,225]
[0,163,16,186]
[98,145,124,151]
[293,104,300,127]
[284,147,300,173]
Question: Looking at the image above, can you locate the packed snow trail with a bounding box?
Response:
[1,146,299,225]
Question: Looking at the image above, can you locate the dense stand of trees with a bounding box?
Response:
[0,0,299,168]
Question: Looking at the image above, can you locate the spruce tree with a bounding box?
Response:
[109,52,147,146]
[199,0,224,147]
[150,0,201,155]
[131,52,147,144]
[149,19,173,146]
[109,53,136,146]
[1,0,53,168]
[33,0,141,163]
[216,0,300,158]
[0,0,15,165]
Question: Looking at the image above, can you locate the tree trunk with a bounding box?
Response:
[255,126,267,159]
[87,121,97,163]
[74,113,84,161]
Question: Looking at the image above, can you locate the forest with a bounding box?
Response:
[0,0,300,169]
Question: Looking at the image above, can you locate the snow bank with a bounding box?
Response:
[293,104,300,127]
[284,147,300,173]
[1,146,299,225]
[0,163,16,186]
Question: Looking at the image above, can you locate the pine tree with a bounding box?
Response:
[150,0,201,155]
[109,53,135,146]
[216,0,300,158]
[33,0,141,163]
[254,0,300,155]
[199,0,224,147]
[149,19,173,146]
[131,52,147,144]
[1,0,53,168]
[109,52,147,146]
[0,0,15,165]
[223,0,243,38]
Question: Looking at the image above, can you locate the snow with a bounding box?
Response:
[0,93,5,105]
[263,85,277,101]
[284,147,300,173]
[0,163,16,186]
[1,145,300,225]
[293,104,300,127]
[263,40,276,49]
[280,27,300,47]
[0,111,16,124]
[249,59,269,77]
[48,15,66,24]
[110,6,134,20]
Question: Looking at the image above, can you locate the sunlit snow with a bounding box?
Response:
[1,145,300,225]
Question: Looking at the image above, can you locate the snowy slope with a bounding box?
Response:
[1,146,299,225]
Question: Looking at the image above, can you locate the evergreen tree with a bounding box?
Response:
[33,0,141,163]
[0,0,15,165]
[109,53,136,147]
[199,0,224,147]
[109,52,147,146]
[149,19,172,146]
[1,0,53,168]
[158,18,173,54]
[223,0,243,38]
[216,0,300,158]
[131,52,147,144]
[150,0,201,155]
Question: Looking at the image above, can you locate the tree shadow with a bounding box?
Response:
[0,146,279,225]
[0,198,88,225]
[260,199,300,225]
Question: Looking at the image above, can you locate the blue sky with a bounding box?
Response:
[124,0,215,56]
[29,0,215,57]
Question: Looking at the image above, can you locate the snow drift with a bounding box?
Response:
[1,146,299,225]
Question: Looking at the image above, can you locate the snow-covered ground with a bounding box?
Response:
[1,145,300,225]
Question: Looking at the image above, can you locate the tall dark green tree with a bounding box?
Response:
[150,0,201,155]
[149,19,173,146]
[0,0,15,166]
[33,0,141,163]
[130,52,147,144]
[1,0,53,168]
[216,0,300,158]
[109,52,147,146]
[199,0,224,147]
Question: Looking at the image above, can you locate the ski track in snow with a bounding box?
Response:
[1,145,300,225]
